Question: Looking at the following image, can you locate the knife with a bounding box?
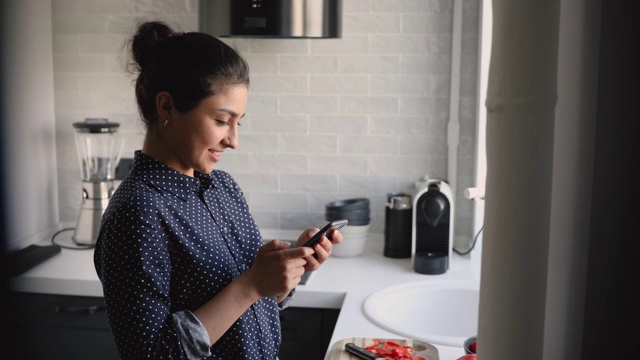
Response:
[344,343,385,360]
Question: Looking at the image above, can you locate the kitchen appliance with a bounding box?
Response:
[72,119,123,246]
[384,192,412,258]
[411,178,454,275]
[199,0,342,38]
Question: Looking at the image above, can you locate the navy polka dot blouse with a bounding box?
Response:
[94,151,284,359]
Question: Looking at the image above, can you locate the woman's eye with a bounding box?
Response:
[216,119,243,127]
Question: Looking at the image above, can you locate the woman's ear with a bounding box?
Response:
[156,92,173,121]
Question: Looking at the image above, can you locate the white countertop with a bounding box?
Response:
[9,227,481,360]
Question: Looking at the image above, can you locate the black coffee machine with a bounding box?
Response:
[412,178,454,275]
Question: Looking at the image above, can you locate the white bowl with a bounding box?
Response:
[333,225,369,257]
[340,224,370,234]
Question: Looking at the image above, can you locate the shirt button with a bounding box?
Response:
[223,227,228,233]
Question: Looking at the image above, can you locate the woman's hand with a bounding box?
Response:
[195,240,313,343]
[245,240,314,299]
[296,226,343,272]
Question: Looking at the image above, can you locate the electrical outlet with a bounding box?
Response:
[115,158,133,180]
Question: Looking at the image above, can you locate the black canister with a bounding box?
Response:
[384,192,413,258]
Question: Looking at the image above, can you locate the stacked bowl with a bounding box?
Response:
[325,198,370,257]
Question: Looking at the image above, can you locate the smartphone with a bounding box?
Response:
[301,219,348,248]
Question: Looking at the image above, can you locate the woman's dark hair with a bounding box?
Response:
[129,21,250,129]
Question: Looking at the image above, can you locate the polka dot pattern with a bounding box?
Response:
[94,151,281,359]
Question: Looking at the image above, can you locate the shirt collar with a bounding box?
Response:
[132,151,215,200]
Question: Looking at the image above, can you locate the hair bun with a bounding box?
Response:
[131,21,176,68]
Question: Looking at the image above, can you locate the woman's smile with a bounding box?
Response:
[209,149,223,162]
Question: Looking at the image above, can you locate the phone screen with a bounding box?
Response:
[301,219,348,247]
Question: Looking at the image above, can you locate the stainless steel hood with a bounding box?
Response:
[199,0,342,38]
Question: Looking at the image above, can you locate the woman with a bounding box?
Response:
[94,21,342,359]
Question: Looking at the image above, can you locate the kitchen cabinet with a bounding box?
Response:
[7,291,339,360]
[279,307,340,360]
[7,292,118,360]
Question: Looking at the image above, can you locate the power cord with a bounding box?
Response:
[453,225,483,256]
[50,227,95,250]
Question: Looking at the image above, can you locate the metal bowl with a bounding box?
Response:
[463,335,477,354]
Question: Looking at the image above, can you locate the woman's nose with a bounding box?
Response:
[223,129,238,149]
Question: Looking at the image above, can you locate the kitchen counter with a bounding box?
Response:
[9,226,481,360]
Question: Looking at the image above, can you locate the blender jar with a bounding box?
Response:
[71,119,123,245]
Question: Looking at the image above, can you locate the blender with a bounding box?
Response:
[72,118,123,246]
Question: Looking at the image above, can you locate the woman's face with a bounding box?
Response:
[165,85,247,176]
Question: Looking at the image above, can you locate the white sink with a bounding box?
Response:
[362,280,479,347]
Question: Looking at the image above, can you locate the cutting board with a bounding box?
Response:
[327,337,439,360]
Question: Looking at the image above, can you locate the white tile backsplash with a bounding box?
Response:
[310,35,370,54]
[371,34,431,54]
[280,95,339,114]
[248,38,309,54]
[339,55,400,74]
[280,55,339,74]
[308,155,368,175]
[339,135,398,155]
[339,96,398,115]
[309,115,369,134]
[250,74,308,94]
[343,13,401,34]
[52,0,480,245]
[280,134,338,154]
[281,174,338,193]
[249,114,308,134]
[251,154,308,174]
[309,75,369,95]
[369,75,430,96]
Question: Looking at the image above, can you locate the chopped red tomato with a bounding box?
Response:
[364,339,427,360]
[457,355,476,360]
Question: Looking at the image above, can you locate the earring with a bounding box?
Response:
[164,120,168,127]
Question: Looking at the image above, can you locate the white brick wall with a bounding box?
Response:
[52,0,479,247]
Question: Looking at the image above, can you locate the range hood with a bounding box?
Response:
[199,0,342,38]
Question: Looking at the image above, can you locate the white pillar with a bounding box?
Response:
[480,1,600,359]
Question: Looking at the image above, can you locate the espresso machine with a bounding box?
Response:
[412,177,454,274]
[72,119,123,246]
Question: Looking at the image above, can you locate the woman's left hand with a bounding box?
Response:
[296,227,343,272]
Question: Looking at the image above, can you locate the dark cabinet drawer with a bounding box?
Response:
[11,292,109,328]
[279,307,340,360]
[7,292,119,360]
[6,292,339,360]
